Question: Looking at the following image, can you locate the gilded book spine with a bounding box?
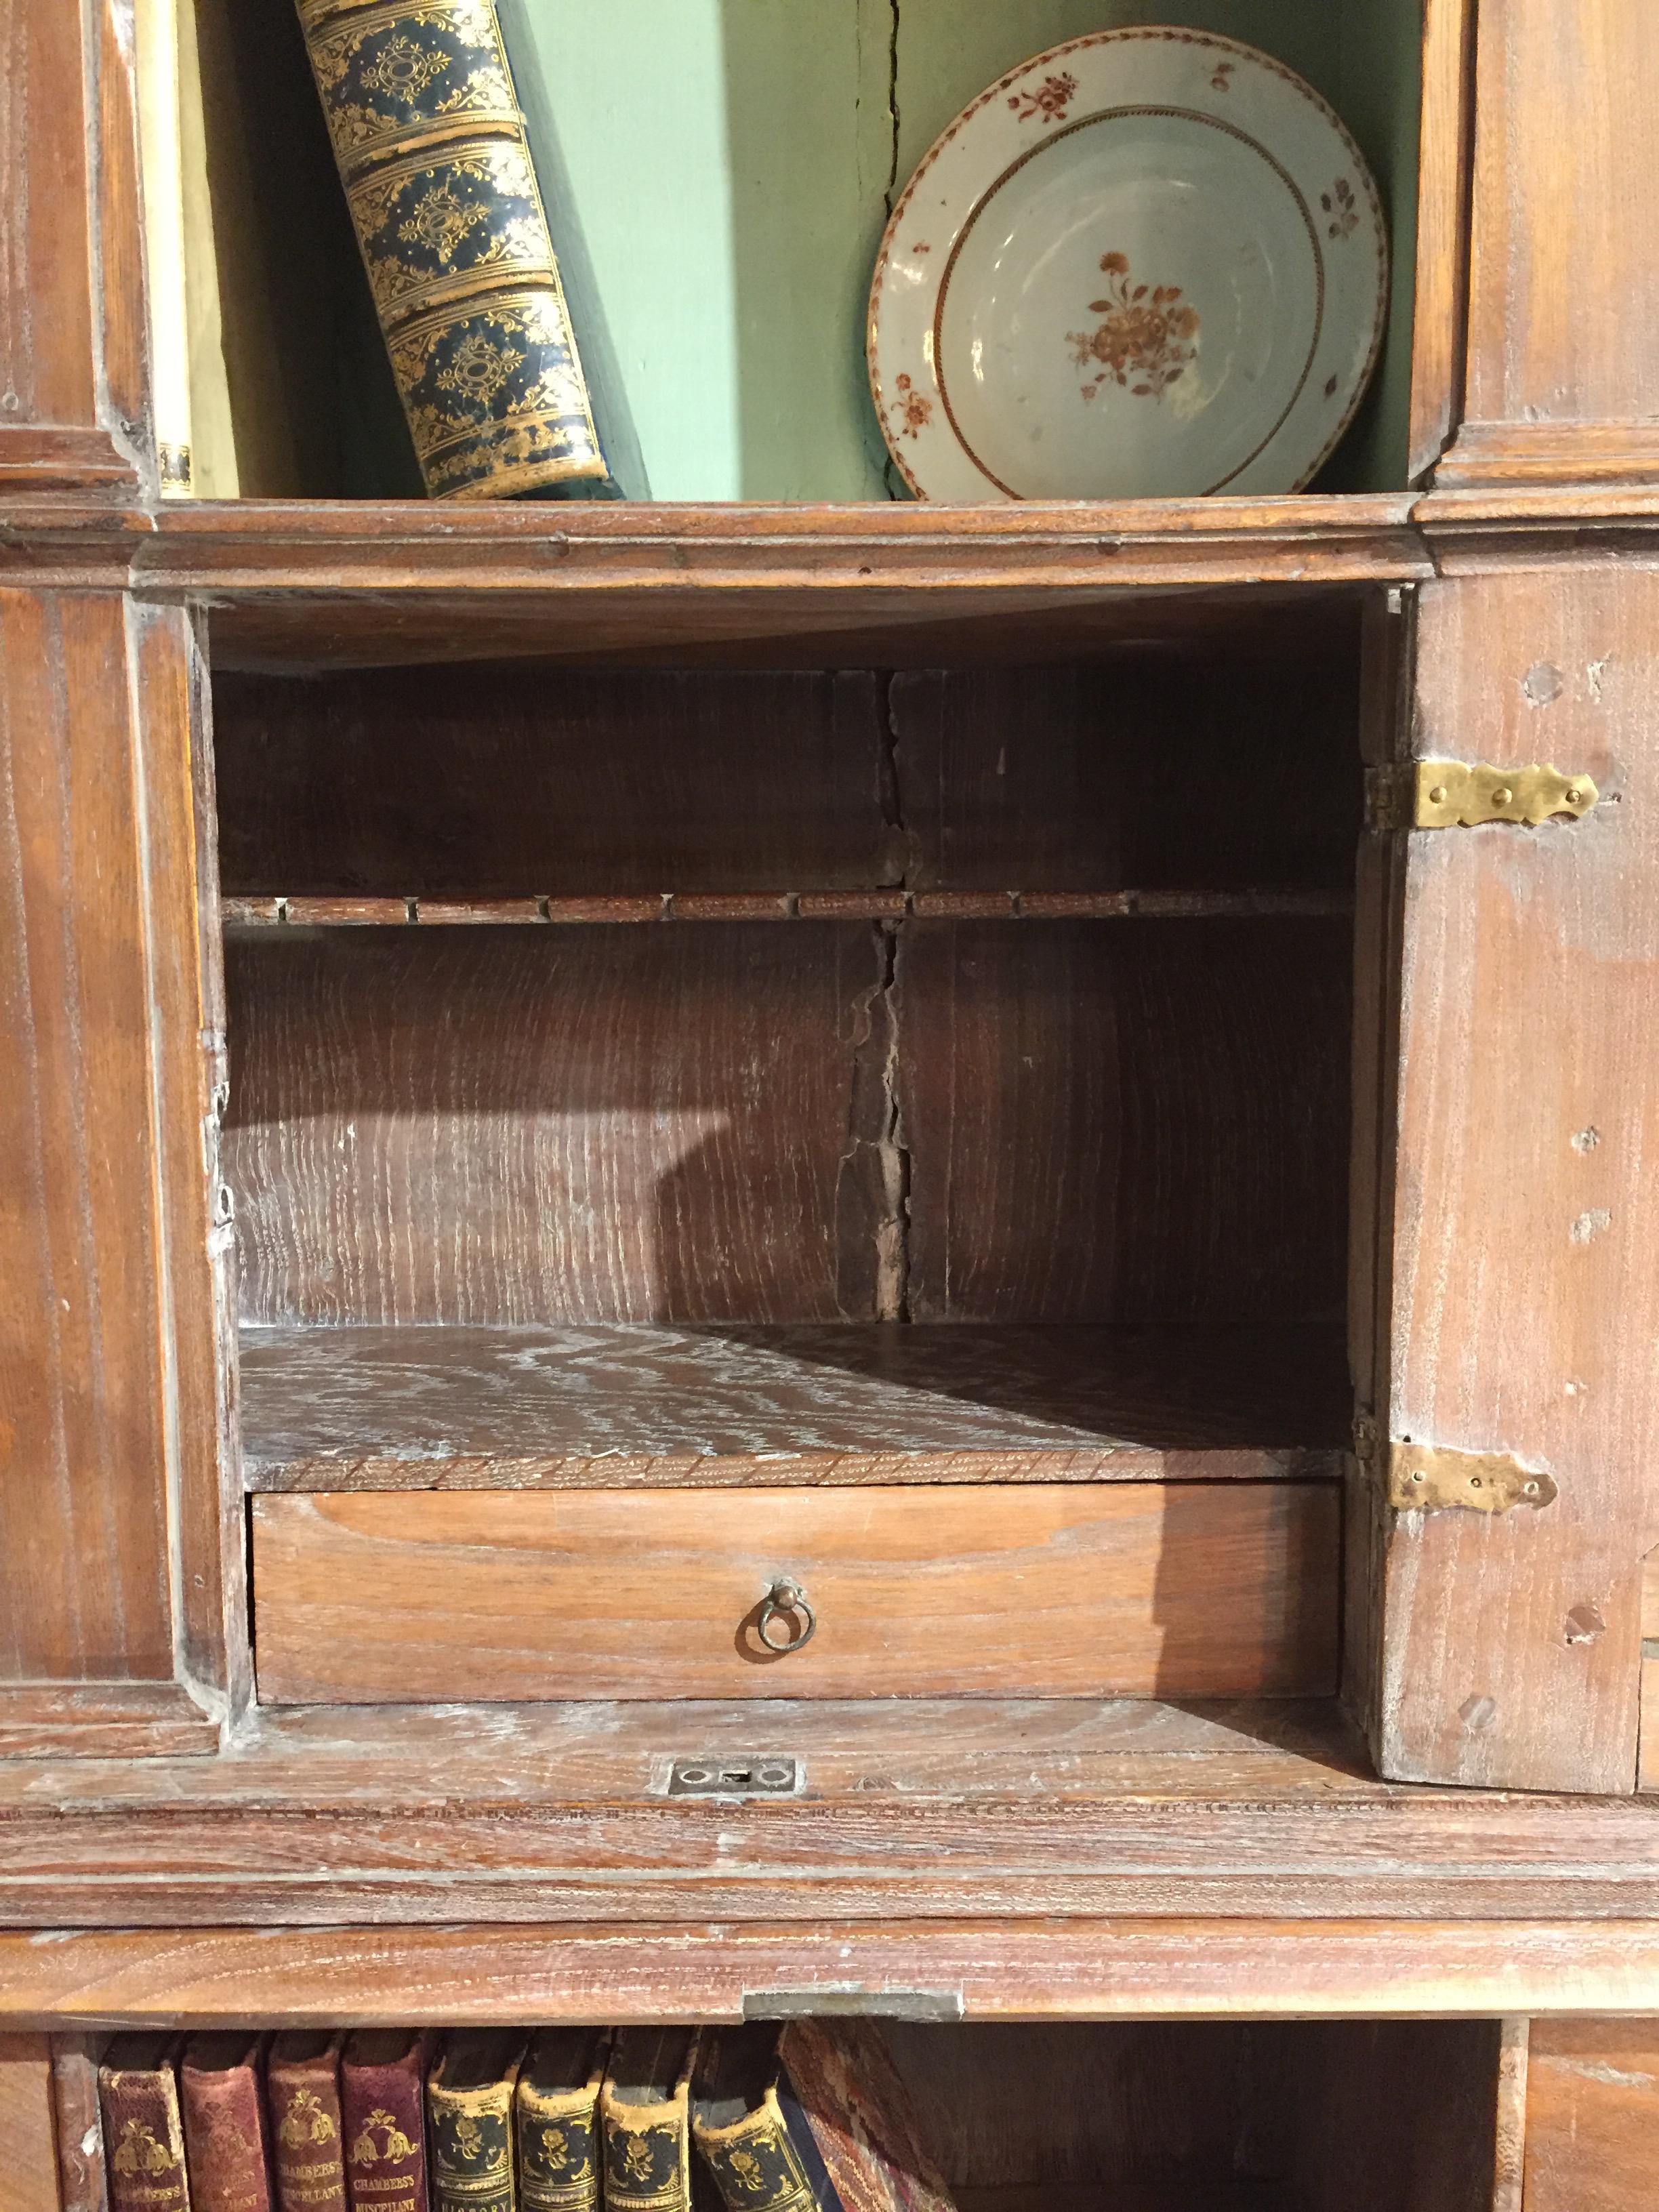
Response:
[269,2036,349,2212]
[341,2037,429,2212]
[100,2044,192,2212]
[293,0,609,501]
[602,2106,693,2212]
[694,2096,816,2212]
[180,2041,275,2212]
[516,2085,598,2212]
[429,2078,516,2212]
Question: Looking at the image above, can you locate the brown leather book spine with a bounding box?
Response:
[342,2037,429,2212]
[100,2048,192,2212]
[269,2038,349,2212]
[182,2043,276,2212]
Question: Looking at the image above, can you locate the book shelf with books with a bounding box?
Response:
[12,1,1659,2205]
[73,2017,1516,2212]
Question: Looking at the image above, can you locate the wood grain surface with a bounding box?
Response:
[0,2034,60,2212]
[1406,0,1477,483]
[885,2018,1502,2211]
[1523,2019,1659,2212]
[1375,570,1659,1791]
[237,1320,1350,1489]
[214,670,894,897]
[224,915,1352,1331]
[0,1684,216,1761]
[14,1698,1659,1927]
[107,496,1423,676]
[0,593,173,1683]
[1258,2018,1500,2212]
[212,653,1358,900]
[889,655,1360,895]
[900,919,1351,1323]
[0,0,144,492]
[1493,2017,1529,2212]
[225,924,883,1326]
[249,1482,1338,1704]
[131,605,246,1708]
[1444,0,1659,482]
[7,1918,1659,2026]
[50,2036,105,2212]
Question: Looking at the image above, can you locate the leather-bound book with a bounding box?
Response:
[293,0,624,501]
[100,2034,192,2212]
[428,2031,528,2212]
[181,2036,276,2212]
[268,2033,349,2212]
[342,2033,430,2212]
[516,2028,605,2212]
[693,2024,956,2212]
[601,2030,699,2212]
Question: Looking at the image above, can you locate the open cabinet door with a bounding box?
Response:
[1357,569,1659,1790]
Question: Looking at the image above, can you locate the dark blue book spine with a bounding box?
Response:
[296,0,617,500]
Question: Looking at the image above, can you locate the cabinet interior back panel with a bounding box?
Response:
[224,916,1351,1328]
[211,654,1361,899]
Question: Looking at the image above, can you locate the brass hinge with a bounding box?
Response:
[1354,1422,1559,1513]
[1366,760,1599,832]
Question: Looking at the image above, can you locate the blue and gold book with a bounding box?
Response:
[294,0,638,499]
[516,2027,605,2212]
[692,2024,957,2212]
[428,2030,529,2212]
[601,2030,700,2212]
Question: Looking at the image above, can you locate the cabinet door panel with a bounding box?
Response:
[1368,571,1659,1790]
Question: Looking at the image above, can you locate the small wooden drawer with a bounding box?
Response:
[251,1482,1337,1702]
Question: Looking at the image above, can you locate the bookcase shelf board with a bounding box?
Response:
[237,1320,1350,1491]
[6,1917,1659,2026]
[127,497,1425,671]
[7,1700,1659,1931]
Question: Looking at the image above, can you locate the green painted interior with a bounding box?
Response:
[504,0,895,500]
[502,0,1424,501]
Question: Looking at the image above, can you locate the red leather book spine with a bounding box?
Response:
[269,2037,349,2212]
[342,2037,430,2212]
[100,2053,192,2212]
[182,2043,276,2212]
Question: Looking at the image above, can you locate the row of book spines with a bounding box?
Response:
[98,2033,605,2212]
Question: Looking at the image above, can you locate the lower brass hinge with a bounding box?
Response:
[1354,1421,1558,1513]
[1366,760,1599,832]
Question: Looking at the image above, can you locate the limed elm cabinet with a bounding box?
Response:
[5,1,1659,2207]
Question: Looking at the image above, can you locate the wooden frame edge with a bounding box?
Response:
[2,1920,1658,2026]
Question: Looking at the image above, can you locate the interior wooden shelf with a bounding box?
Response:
[5,1694,1659,1940]
[16,490,1651,668]
[238,1320,1350,1491]
[224,890,1355,930]
[28,494,1422,669]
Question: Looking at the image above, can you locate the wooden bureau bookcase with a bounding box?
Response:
[6,0,1659,2205]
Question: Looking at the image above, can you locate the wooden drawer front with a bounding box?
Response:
[251,1483,1337,1702]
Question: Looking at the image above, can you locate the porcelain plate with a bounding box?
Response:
[868,28,1388,501]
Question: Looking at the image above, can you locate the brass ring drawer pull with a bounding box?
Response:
[756,1578,816,1654]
